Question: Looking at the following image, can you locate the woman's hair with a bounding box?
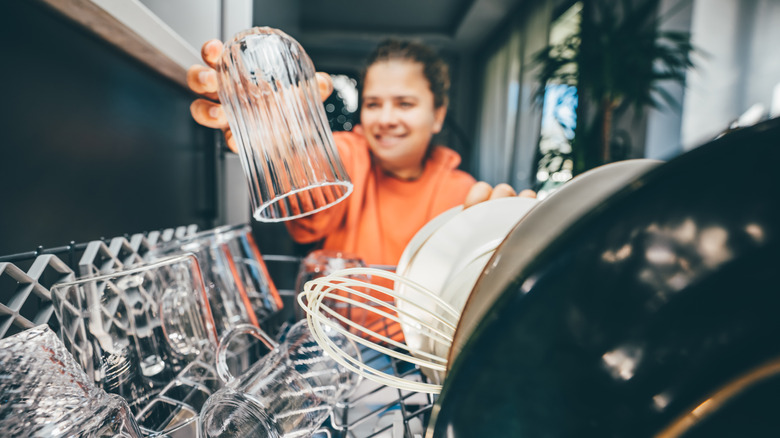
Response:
[361,39,451,109]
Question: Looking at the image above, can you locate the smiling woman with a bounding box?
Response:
[283,40,478,266]
[360,41,449,180]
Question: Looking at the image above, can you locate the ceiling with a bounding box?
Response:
[299,0,474,34]
[253,0,525,72]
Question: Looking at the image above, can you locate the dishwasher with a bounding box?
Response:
[0,225,434,438]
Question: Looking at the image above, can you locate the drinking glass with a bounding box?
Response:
[0,325,143,437]
[296,250,403,343]
[216,26,353,222]
[280,317,362,402]
[294,249,367,321]
[199,319,359,438]
[147,224,283,340]
[134,349,222,436]
[50,254,217,413]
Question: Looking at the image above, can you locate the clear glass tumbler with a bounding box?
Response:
[216,27,353,222]
[50,254,218,413]
[199,319,359,438]
[0,325,144,437]
[146,223,283,339]
[296,250,402,343]
[280,317,362,402]
[294,249,367,321]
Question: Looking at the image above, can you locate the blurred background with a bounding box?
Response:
[1,0,778,257]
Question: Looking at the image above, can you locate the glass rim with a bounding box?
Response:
[149,223,251,253]
[224,26,289,46]
[200,388,278,437]
[50,253,201,289]
[254,181,353,223]
[139,411,198,436]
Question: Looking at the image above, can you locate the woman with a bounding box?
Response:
[188,37,533,267]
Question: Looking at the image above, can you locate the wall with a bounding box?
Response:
[681,0,780,149]
[643,0,780,156]
[139,0,256,230]
[138,0,221,47]
[644,0,693,160]
[471,0,566,190]
[0,2,215,255]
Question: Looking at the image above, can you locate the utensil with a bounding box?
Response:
[0,325,143,437]
[295,250,405,344]
[216,26,353,222]
[298,267,460,393]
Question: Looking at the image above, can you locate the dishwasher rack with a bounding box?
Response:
[0,225,435,438]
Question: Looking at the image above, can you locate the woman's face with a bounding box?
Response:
[360,60,447,179]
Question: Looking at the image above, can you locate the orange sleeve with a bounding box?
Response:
[449,170,478,204]
[430,169,477,215]
[284,132,358,244]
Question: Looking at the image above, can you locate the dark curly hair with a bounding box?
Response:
[361,39,450,109]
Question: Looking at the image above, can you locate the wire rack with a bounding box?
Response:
[263,254,435,438]
[0,227,435,438]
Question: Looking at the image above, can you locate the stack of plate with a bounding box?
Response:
[395,197,539,382]
[394,159,663,385]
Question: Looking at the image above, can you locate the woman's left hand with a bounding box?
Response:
[464,182,536,209]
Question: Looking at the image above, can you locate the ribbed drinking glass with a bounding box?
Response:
[216,27,353,222]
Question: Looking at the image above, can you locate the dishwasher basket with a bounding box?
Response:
[0,225,434,438]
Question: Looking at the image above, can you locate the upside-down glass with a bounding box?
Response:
[50,254,218,413]
[294,249,367,321]
[297,250,403,343]
[146,223,283,339]
[280,317,362,402]
[216,26,353,222]
[0,325,144,437]
[199,319,360,438]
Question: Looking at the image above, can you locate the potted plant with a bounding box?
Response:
[533,0,696,175]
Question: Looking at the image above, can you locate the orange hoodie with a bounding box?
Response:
[286,130,476,267]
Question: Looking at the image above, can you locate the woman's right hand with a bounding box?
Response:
[186,38,335,153]
[464,182,537,209]
[187,40,234,149]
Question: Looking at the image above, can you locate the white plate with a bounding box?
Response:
[448,159,663,367]
[396,205,462,278]
[395,197,539,367]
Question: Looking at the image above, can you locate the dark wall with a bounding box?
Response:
[0,2,216,255]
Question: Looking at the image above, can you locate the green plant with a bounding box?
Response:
[533,0,696,173]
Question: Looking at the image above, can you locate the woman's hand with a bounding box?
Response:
[464,182,537,209]
[187,40,232,148]
[186,39,335,153]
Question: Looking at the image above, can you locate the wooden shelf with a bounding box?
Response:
[37,0,200,89]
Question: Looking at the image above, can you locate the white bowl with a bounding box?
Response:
[395,197,539,381]
[448,159,663,367]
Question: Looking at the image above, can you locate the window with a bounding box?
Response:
[324,74,359,132]
[471,0,581,192]
[534,1,582,199]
